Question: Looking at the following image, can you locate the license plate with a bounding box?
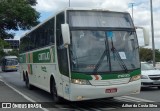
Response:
[105,88,117,93]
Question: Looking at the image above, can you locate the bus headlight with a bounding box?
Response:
[71,79,91,85]
[129,75,141,82]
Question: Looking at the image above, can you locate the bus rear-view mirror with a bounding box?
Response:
[143,28,149,46]
[61,24,70,47]
[136,26,149,46]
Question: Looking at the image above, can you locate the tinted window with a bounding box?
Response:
[20,35,30,53]
[20,17,55,53]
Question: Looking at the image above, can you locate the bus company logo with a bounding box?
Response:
[38,52,50,61]
[118,74,130,78]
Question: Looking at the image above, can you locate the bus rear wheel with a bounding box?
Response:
[51,80,61,103]
[25,74,33,90]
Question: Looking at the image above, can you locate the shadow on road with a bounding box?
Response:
[141,87,159,91]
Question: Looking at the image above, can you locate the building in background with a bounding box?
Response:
[3,39,19,53]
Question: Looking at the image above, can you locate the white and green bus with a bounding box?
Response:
[19,8,149,102]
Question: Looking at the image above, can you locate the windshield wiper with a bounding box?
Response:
[110,38,128,73]
[92,50,108,74]
[92,39,110,75]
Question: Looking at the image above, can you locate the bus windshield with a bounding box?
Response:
[6,59,18,66]
[70,30,140,73]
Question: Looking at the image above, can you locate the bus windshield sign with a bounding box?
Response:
[106,31,113,38]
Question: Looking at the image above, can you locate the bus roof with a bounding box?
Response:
[3,56,17,59]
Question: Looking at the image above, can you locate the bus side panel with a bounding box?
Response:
[19,46,64,96]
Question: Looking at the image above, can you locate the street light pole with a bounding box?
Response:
[150,0,156,67]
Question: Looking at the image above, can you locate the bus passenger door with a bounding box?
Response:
[56,12,70,100]
[57,48,70,100]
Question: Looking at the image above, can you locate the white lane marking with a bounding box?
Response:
[116,97,142,102]
[0,79,49,111]
[116,96,155,102]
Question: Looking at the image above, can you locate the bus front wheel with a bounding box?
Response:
[51,80,61,103]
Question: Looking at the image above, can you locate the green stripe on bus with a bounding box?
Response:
[71,73,93,80]
[71,69,140,80]
[33,49,51,63]
[19,47,56,63]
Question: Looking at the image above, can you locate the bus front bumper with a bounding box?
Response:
[69,79,141,101]
[5,66,18,71]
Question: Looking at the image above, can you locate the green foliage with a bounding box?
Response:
[0,0,40,39]
[27,0,37,6]
[0,49,5,59]
[6,49,19,57]
[139,48,152,62]
[0,38,10,49]
[155,49,160,62]
[0,49,19,60]
[139,48,160,62]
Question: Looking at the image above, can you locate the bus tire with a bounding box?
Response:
[158,86,160,89]
[23,72,26,81]
[51,79,61,103]
[25,73,33,90]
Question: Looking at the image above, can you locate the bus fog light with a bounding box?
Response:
[130,75,141,82]
[71,79,91,85]
[77,96,84,100]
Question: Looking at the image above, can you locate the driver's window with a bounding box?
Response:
[56,12,69,77]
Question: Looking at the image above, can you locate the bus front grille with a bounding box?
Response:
[89,78,130,86]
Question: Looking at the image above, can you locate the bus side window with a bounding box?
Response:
[46,18,55,45]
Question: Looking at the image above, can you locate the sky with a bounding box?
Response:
[14,0,160,49]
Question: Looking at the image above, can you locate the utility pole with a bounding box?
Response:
[69,0,70,7]
[150,0,156,67]
[129,3,135,22]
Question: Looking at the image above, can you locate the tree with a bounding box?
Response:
[7,49,19,57]
[155,49,160,62]
[0,0,40,39]
[139,47,160,62]
[0,49,5,59]
[139,48,152,62]
[0,38,10,49]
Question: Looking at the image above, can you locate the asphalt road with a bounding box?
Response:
[131,87,160,102]
[0,70,160,111]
